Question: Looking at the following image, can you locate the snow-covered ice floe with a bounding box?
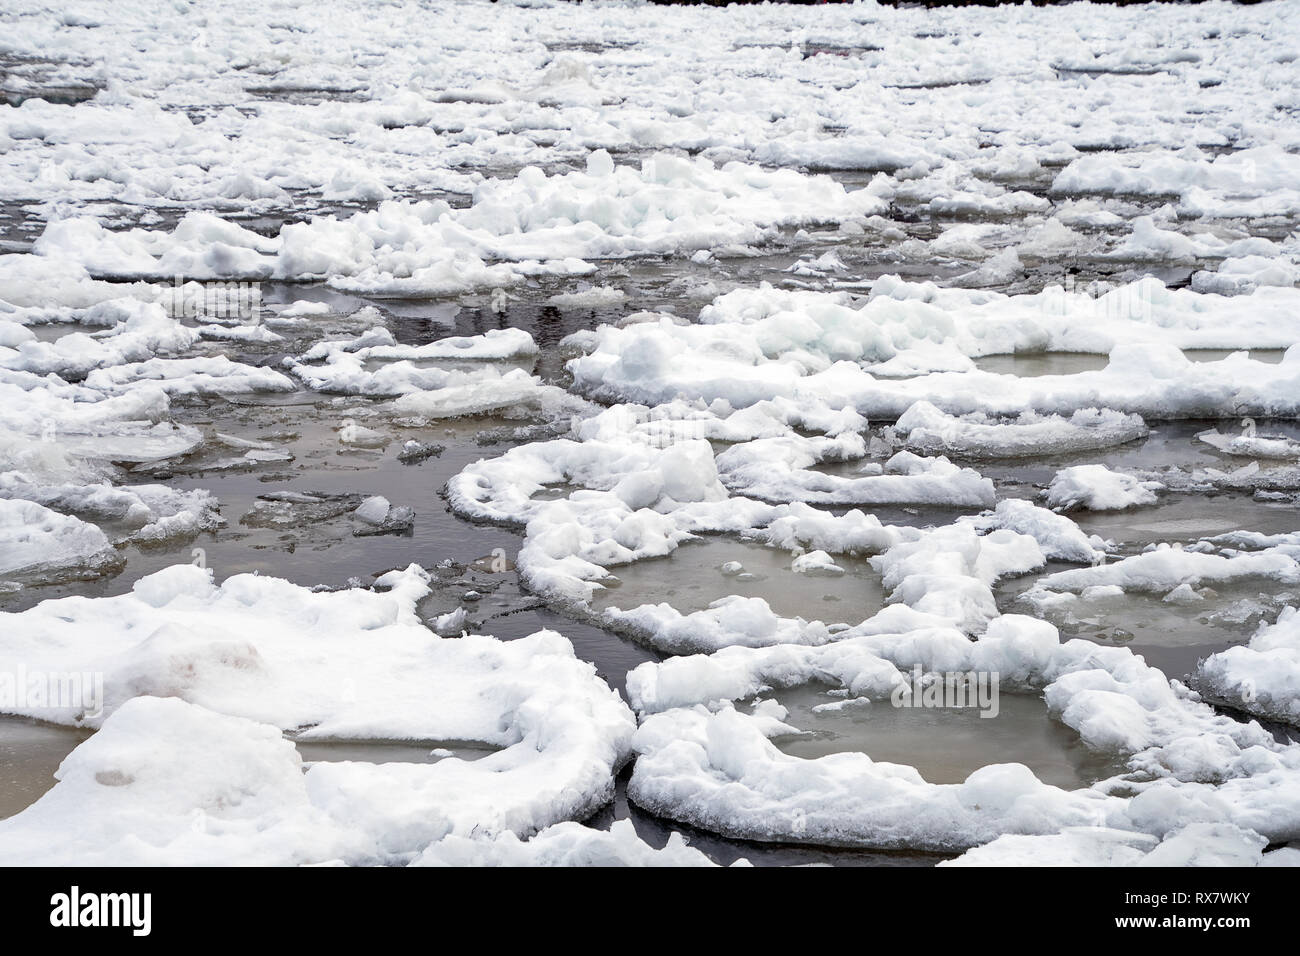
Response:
[621,614,1300,853]
[446,404,1010,621]
[0,474,220,545]
[0,375,219,583]
[0,498,121,582]
[895,402,1148,459]
[566,280,1300,420]
[1046,464,1162,512]
[1198,425,1300,461]
[0,565,640,864]
[940,822,1294,867]
[286,323,589,417]
[13,152,887,295]
[410,820,729,868]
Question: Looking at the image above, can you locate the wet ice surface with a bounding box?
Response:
[2,0,1300,867]
[996,563,1294,683]
[294,740,499,765]
[0,718,90,820]
[592,538,886,627]
[1073,495,1300,549]
[973,353,1111,378]
[768,684,1126,790]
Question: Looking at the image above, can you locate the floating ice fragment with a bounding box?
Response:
[1047,465,1160,512]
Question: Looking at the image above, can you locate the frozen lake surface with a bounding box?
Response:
[1,0,1299,867]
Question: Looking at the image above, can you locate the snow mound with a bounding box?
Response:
[1047,464,1160,511]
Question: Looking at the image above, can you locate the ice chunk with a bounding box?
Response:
[338,422,387,447]
[353,496,414,534]
[1026,546,1300,600]
[0,475,221,545]
[354,496,392,526]
[391,368,589,421]
[84,356,295,397]
[628,704,1115,852]
[970,499,1102,565]
[896,402,1148,459]
[1198,426,1300,461]
[718,438,995,508]
[0,498,121,581]
[625,609,1285,850]
[791,550,844,575]
[546,286,627,310]
[1047,465,1160,511]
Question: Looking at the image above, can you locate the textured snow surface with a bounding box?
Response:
[1196,607,1300,728]
[0,567,638,864]
[623,614,1298,851]
[2,0,1300,867]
